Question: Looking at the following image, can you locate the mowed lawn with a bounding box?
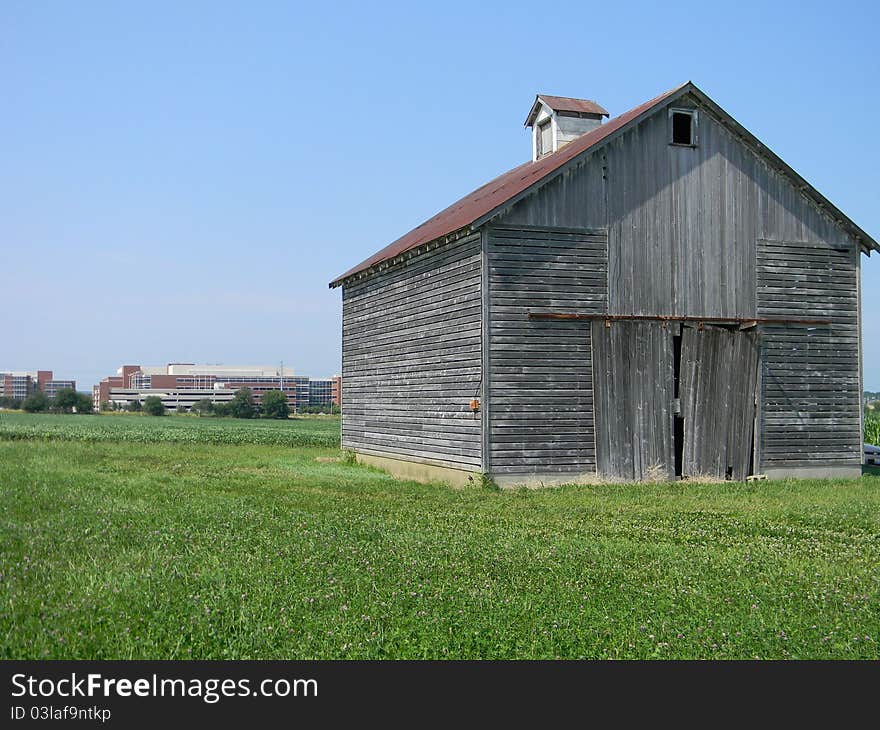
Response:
[1,416,879,659]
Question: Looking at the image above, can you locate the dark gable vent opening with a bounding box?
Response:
[672,111,694,145]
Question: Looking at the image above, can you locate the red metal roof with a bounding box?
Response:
[526,95,609,126]
[329,84,686,288]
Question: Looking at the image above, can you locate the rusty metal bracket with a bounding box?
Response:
[528,312,831,327]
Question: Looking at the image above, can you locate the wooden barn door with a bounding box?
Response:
[591,321,676,481]
[679,325,760,480]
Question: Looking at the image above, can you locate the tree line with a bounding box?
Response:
[0,388,92,414]
[101,387,313,419]
[1,386,339,419]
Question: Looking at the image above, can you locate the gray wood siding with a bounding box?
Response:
[557,117,602,148]
[680,326,760,480]
[497,95,856,319]
[339,91,865,483]
[757,239,861,467]
[491,96,863,478]
[591,321,674,481]
[487,227,607,475]
[341,234,482,469]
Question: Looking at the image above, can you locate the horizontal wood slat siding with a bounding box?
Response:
[757,239,860,467]
[341,235,482,470]
[487,227,607,475]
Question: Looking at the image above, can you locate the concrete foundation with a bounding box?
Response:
[356,451,865,488]
[493,472,603,489]
[355,451,481,488]
[355,452,603,489]
[760,465,863,480]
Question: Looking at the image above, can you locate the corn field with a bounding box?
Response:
[864,411,880,446]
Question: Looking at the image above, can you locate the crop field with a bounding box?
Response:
[1,413,879,659]
[0,412,339,448]
[865,410,880,446]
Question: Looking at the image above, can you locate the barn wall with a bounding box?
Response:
[486,226,607,477]
[341,234,483,471]
[505,108,733,313]
[498,95,855,317]
[495,95,863,476]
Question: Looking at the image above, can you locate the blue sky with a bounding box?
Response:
[1,1,878,389]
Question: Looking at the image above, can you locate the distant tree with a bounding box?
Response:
[298,403,340,415]
[126,400,142,412]
[143,396,165,416]
[0,396,22,410]
[174,402,189,415]
[99,400,113,412]
[261,390,289,419]
[53,388,79,413]
[212,401,231,417]
[22,391,49,413]
[74,393,94,413]
[191,399,214,417]
[228,388,255,419]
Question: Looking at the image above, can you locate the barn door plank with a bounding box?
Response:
[591,321,675,481]
[680,326,760,480]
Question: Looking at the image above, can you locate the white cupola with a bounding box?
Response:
[525,94,609,161]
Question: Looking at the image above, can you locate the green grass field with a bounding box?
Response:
[1,413,878,659]
[0,412,340,447]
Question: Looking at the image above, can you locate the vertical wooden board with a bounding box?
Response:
[679,326,758,480]
[606,114,677,316]
[590,320,617,476]
[480,228,492,474]
[680,326,759,480]
[592,320,675,481]
[602,101,766,319]
[495,152,607,231]
[857,245,864,463]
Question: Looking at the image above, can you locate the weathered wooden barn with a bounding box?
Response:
[330,82,877,487]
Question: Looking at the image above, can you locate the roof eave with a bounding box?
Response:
[523,96,544,128]
[328,224,476,289]
[685,86,880,255]
[330,83,694,289]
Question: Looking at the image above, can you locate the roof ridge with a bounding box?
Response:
[329,80,875,288]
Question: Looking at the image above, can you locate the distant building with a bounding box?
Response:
[92,363,341,413]
[0,370,76,400]
[308,376,342,406]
